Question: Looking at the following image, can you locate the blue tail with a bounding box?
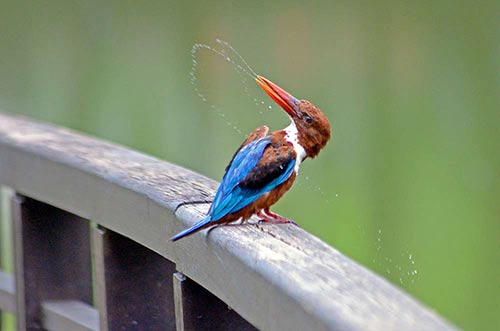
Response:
[170,216,213,242]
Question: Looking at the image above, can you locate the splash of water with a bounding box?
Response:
[189,39,274,131]
[190,42,419,289]
[189,39,334,213]
[294,175,335,205]
[372,229,419,286]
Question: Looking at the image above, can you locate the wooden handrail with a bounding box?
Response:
[0,112,457,331]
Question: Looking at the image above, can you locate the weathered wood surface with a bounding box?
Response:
[0,112,457,331]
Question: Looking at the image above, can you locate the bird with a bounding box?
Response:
[171,75,331,241]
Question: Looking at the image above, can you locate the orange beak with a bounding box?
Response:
[256,75,300,117]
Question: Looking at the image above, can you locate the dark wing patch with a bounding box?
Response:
[240,143,296,190]
[225,125,269,172]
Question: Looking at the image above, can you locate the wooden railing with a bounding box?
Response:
[0,112,458,331]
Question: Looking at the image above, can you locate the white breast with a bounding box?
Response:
[284,121,306,173]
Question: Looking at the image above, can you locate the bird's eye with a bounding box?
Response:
[303,114,313,124]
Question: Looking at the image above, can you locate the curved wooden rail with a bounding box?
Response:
[0,112,457,331]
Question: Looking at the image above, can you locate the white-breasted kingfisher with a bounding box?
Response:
[171,75,331,241]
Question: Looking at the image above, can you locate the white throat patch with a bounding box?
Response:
[284,121,306,173]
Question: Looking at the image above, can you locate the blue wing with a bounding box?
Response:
[209,137,295,221]
[171,135,295,242]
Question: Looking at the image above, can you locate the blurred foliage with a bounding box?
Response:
[0,0,499,330]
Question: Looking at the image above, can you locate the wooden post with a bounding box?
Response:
[11,194,92,331]
[92,226,176,331]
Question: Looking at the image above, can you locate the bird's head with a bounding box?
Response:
[256,75,331,158]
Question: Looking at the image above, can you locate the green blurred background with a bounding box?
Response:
[0,0,499,330]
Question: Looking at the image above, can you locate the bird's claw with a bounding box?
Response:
[257,213,299,227]
[175,200,213,213]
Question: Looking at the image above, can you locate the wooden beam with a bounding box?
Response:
[0,113,458,331]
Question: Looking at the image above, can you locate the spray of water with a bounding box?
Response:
[190,40,421,289]
[189,39,275,132]
[189,40,420,288]
[189,39,336,209]
[373,229,419,286]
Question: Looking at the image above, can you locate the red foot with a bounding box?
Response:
[257,209,299,226]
